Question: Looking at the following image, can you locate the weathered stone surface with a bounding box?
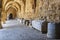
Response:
[38,0,60,23]
[1,0,60,23]
[47,0,60,23]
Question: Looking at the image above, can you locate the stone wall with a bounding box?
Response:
[37,0,60,23]
[47,0,60,23]
[1,0,60,23]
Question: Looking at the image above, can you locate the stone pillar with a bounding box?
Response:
[21,18,25,24]
[0,18,2,29]
[28,20,32,28]
[25,20,30,26]
[2,11,7,24]
[0,12,2,29]
[47,22,60,39]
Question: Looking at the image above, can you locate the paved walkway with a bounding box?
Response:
[0,20,60,40]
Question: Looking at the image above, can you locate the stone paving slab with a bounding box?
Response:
[0,26,46,40]
[0,20,60,40]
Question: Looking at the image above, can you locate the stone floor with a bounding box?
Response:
[0,20,60,40]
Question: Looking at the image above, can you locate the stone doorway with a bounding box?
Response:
[7,13,14,20]
[9,13,13,20]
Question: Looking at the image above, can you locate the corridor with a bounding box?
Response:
[0,0,60,40]
[0,20,60,40]
[1,19,47,40]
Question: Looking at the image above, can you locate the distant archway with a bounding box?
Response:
[9,13,13,20]
[7,13,13,20]
[7,7,17,20]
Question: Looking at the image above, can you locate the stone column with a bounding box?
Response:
[0,18,2,29]
[0,11,2,29]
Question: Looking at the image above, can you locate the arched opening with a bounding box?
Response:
[9,13,13,20]
[7,7,17,20]
[7,12,17,20]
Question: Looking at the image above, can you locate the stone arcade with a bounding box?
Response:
[0,0,60,40]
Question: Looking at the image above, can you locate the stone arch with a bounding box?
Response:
[22,0,26,5]
[7,7,17,20]
[8,13,13,20]
[5,1,21,12]
[3,0,8,8]
[2,0,11,8]
[14,0,24,6]
[6,5,18,12]
[14,0,25,15]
